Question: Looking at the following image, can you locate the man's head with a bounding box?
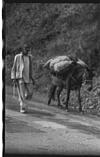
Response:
[85,67,95,91]
[23,44,30,55]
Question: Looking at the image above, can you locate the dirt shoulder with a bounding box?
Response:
[5,85,100,117]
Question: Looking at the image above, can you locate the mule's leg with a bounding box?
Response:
[56,85,63,108]
[64,80,71,111]
[48,84,56,105]
[77,88,82,112]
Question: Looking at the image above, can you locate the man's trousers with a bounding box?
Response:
[16,80,34,111]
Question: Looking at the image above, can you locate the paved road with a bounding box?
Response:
[5,87,100,155]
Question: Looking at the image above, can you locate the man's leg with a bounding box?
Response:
[17,81,26,113]
[24,83,34,100]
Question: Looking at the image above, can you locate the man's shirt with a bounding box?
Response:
[23,55,30,83]
[11,53,33,83]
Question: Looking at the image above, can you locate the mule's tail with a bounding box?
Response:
[48,84,57,105]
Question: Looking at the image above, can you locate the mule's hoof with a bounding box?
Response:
[65,109,69,112]
[58,105,62,108]
[63,102,66,105]
[47,101,51,106]
[80,110,84,114]
[79,108,82,112]
[47,102,50,106]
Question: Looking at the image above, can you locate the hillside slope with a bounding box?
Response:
[5,4,100,55]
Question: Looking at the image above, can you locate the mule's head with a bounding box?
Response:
[84,67,94,91]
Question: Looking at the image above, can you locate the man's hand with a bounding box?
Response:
[12,79,16,84]
[31,78,35,85]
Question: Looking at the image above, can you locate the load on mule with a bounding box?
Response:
[44,55,76,74]
[44,55,94,112]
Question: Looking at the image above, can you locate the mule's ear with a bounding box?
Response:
[89,68,95,77]
[88,86,92,91]
[86,66,90,72]
[92,71,95,77]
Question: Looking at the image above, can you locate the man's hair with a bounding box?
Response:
[23,44,30,51]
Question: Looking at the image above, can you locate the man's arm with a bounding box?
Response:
[11,55,17,80]
[29,55,35,85]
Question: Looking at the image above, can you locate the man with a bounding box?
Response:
[11,44,35,113]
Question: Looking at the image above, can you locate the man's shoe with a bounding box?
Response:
[25,95,32,100]
[20,108,26,113]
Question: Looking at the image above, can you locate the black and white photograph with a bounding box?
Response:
[3,2,100,156]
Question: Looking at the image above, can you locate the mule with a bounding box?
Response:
[47,63,94,112]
